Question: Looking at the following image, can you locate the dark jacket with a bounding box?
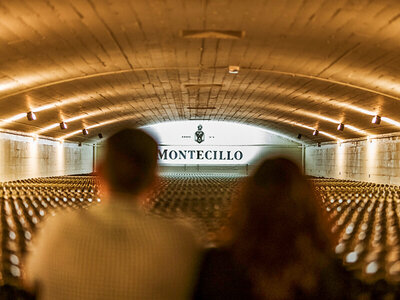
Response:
[193,247,356,300]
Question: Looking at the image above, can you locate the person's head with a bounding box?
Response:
[99,128,158,197]
[227,157,334,298]
[232,157,331,243]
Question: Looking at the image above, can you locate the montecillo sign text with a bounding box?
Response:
[158,148,243,161]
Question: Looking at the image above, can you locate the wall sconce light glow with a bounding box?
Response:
[33,103,57,112]
[0,93,101,129]
[37,123,59,133]
[321,131,341,141]
[60,115,140,139]
[0,113,27,127]
[328,100,400,128]
[345,124,368,135]
[328,100,376,116]
[36,113,94,134]
[290,121,341,141]
[0,105,57,127]
[291,122,314,131]
[35,103,141,135]
[295,111,369,135]
[381,117,400,127]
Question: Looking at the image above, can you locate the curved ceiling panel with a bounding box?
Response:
[1,0,400,144]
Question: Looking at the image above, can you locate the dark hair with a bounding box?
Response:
[227,157,334,299]
[102,128,158,195]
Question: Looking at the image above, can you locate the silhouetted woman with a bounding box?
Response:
[193,157,354,300]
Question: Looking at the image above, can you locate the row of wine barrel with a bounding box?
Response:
[0,174,400,299]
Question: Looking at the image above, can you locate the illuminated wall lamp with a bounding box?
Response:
[82,128,89,135]
[372,115,381,125]
[60,122,68,130]
[313,130,319,136]
[337,123,345,131]
[27,111,37,121]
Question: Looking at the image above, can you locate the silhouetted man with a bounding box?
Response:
[25,128,200,300]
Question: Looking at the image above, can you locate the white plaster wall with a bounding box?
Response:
[250,145,303,167]
[0,132,93,182]
[305,136,400,185]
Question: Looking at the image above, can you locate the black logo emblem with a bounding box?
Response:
[195,125,205,144]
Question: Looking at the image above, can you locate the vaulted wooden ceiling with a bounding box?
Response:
[1,0,400,144]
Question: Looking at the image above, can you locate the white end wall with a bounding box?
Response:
[305,136,400,185]
[94,121,304,175]
[143,121,303,171]
[0,132,93,182]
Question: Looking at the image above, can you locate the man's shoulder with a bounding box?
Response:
[145,214,196,235]
[41,206,198,247]
[39,208,91,233]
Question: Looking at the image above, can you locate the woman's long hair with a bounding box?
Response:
[225,157,335,299]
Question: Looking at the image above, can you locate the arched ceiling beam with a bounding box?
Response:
[1,67,400,103]
[1,68,398,142]
[0,68,392,125]
[0,73,394,135]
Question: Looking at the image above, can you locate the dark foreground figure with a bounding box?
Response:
[24,128,200,300]
[193,157,359,300]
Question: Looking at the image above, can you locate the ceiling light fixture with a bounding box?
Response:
[82,129,89,135]
[228,66,240,74]
[313,130,319,136]
[372,115,381,125]
[60,122,68,130]
[297,134,302,139]
[27,111,37,121]
[337,123,345,131]
[98,133,103,139]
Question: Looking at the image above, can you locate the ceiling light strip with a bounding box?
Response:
[60,115,141,139]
